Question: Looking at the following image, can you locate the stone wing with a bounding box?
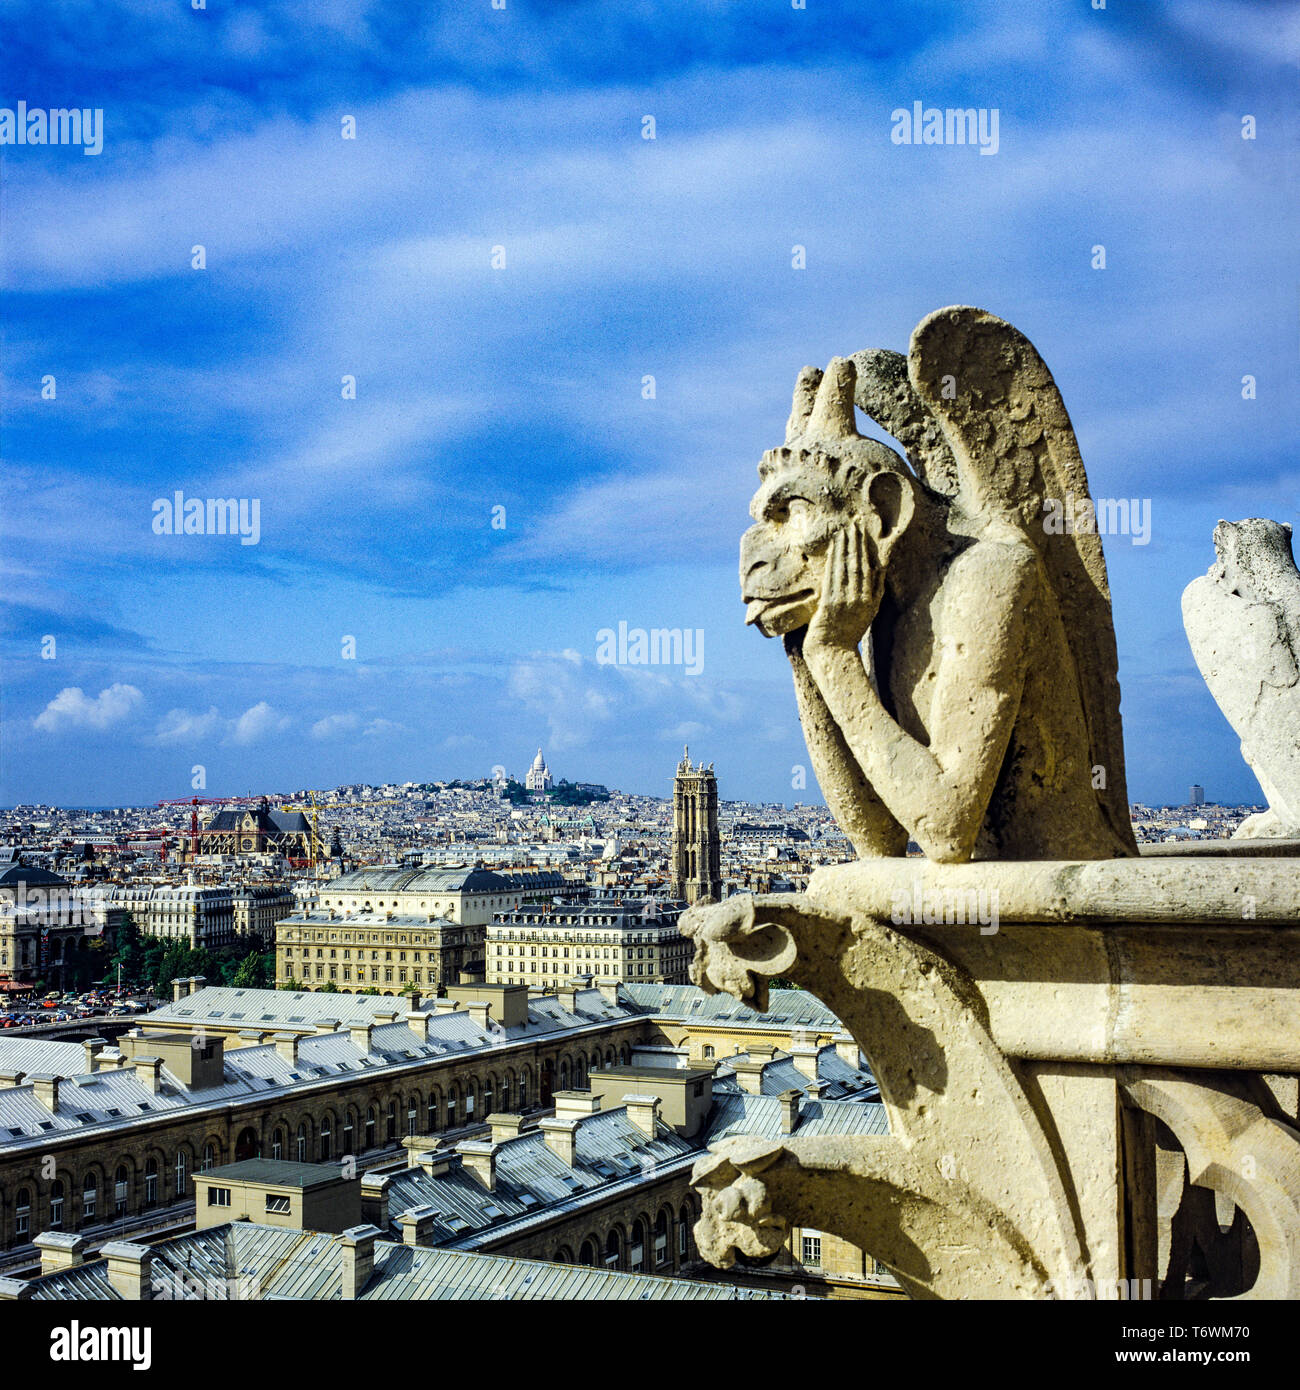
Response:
[907,305,1137,854]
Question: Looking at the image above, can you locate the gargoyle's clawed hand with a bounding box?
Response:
[680,895,797,1010]
[691,1139,794,1268]
[806,518,884,654]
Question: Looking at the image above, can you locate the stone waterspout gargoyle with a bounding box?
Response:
[683,305,1142,1297]
[1182,518,1300,838]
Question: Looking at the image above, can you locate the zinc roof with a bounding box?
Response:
[29,1222,788,1300]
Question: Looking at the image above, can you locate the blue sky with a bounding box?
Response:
[2,0,1297,808]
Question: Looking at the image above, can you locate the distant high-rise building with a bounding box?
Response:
[670,747,721,905]
[526,748,553,793]
[1189,784,1205,807]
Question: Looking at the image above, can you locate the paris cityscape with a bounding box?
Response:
[1,0,1293,1367]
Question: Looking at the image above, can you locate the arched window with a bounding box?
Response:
[578,1238,597,1267]
[365,1107,376,1149]
[630,1218,646,1273]
[483,1078,494,1115]
[49,1180,65,1230]
[446,1090,458,1128]
[296,1124,307,1162]
[82,1175,97,1222]
[703,1045,715,1059]
[517,1071,528,1108]
[14,1188,30,1238]
[115,1165,129,1216]
[654,1210,669,1266]
[386,1100,396,1141]
[464,1084,475,1121]
[175,1150,187,1197]
[201,1143,216,1173]
[320,1117,332,1161]
[271,1129,284,1161]
[407,1097,418,1136]
[343,1111,354,1155]
[678,1205,691,1258]
[604,1229,620,1269]
[144,1158,158,1206]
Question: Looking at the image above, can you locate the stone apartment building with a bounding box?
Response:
[0,863,121,996]
[486,897,692,989]
[275,864,535,992]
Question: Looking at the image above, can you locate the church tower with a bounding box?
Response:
[670,746,722,905]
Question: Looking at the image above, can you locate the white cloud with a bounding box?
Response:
[364,718,409,738]
[34,683,142,733]
[230,701,289,745]
[150,706,222,745]
[311,712,360,740]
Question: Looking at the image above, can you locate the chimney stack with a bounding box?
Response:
[339,1224,382,1300]
[30,1074,59,1113]
[0,1070,26,1090]
[101,1241,154,1300]
[779,1089,801,1135]
[540,1118,578,1166]
[34,1232,90,1275]
[434,997,458,1014]
[172,977,188,1002]
[597,979,621,1006]
[466,1000,492,1031]
[488,1113,527,1144]
[132,1055,164,1093]
[359,1172,389,1230]
[623,1094,660,1137]
[553,1091,602,1123]
[404,1011,430,1042]
[187,975,205,995]
[314,1019,340,1035]
[274,1033,300,1064]
[349,1023,374,1053]
[789,1044,822,1082]
[397,1205,440,1248]
[731,1060,766,1095]
[834,1031,862,1070]
[457,1140,497,1191]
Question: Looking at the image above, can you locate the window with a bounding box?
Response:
[49,1180,64,1230]
[407,1099,418,1136]
[15,1189,30,1238]
[296,1125,307,1162]
[115,1165,129,1216]
[265,1194,291,1214]
[365,1107,376,1149]
[175,1151,187,1197]
[320,1118,332,1161]
[386,1100,397,1140]
[144,1159,158,1206]
[801,1233,822,1267]
[207,1186,231,1207]
[271,1130,284,1161]
[201,1143,216,1173]
[82,1178,97,1222]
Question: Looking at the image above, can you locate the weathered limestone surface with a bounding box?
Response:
[687,308,1300,1299]
[1183,519,1300,838]
[740,306,1135,863]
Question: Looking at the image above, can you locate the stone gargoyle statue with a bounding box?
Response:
[682,306,1145,1297]
[1182,518,1300,838]
[739,304,1136,863]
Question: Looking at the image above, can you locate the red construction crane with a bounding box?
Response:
[156,796,261,858]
